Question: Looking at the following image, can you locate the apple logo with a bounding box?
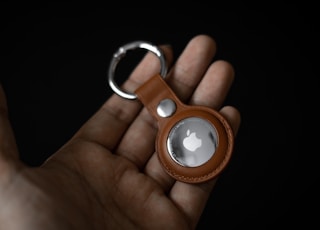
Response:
[183,129,202,152]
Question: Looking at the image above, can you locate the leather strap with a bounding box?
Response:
[135,73,186,128]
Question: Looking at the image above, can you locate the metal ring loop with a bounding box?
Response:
[108,41,167,100]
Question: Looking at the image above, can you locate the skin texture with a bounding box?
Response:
[0,34,241,230]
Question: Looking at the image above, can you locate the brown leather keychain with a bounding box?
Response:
[108,41,234,183]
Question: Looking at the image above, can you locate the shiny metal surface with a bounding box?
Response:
[157,99,176,117]
[108,41,168,100]
[167,117,217,167]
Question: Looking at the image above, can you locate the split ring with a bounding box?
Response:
[107,41,168,100]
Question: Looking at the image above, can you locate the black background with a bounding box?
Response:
[1,4,318,229]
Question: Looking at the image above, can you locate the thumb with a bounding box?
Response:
[0,84,20,169]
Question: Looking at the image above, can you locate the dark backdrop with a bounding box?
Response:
[1,5,318,229]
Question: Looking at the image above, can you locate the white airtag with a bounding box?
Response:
[167,117,218,167]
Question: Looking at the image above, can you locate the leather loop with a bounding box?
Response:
[135,73,186,128]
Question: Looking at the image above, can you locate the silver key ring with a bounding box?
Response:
[107,41,168,100]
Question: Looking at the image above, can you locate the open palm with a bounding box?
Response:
[0,34,241,230]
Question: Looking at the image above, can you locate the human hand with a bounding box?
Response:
[0,34,241,230]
